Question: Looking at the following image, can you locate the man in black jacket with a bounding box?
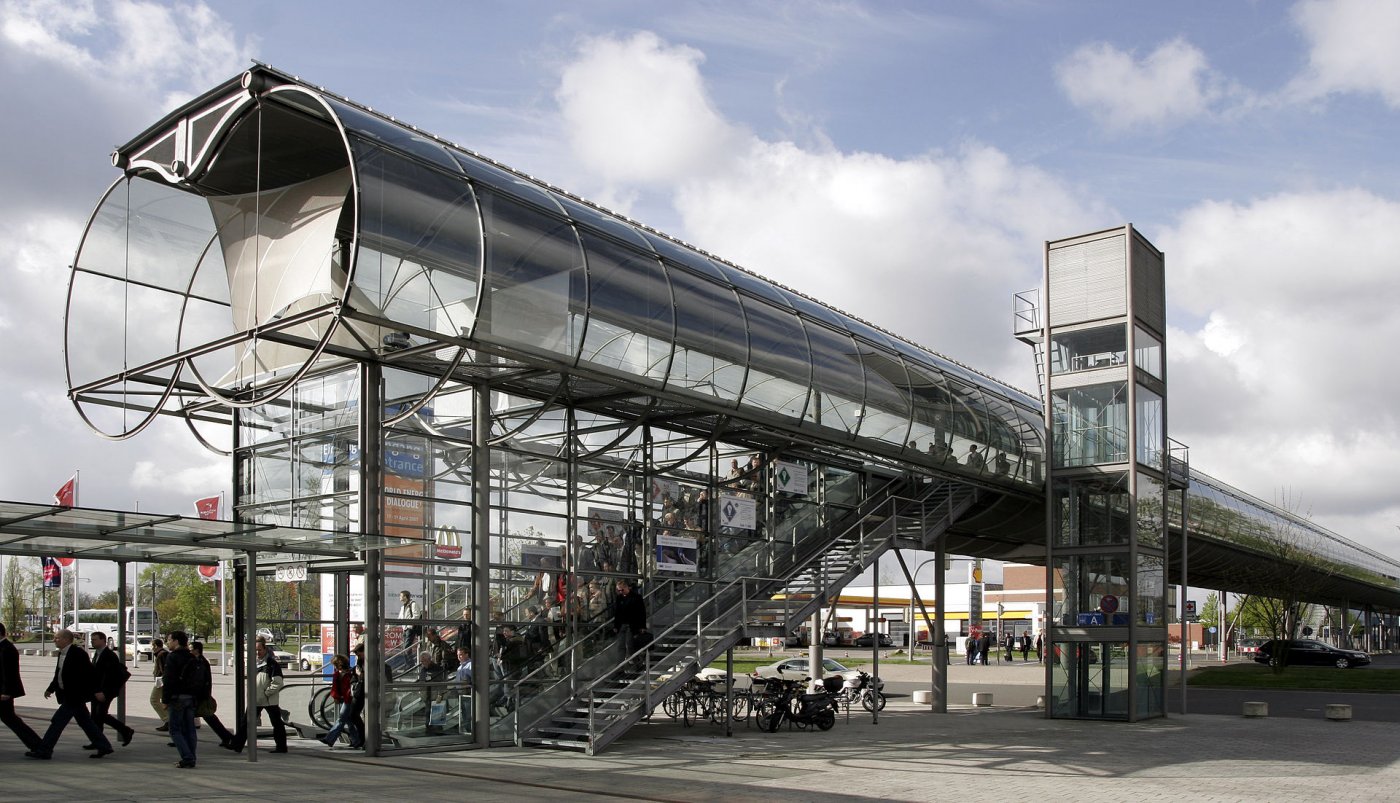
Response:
[0,622,43,754]
[162,630,198,768]
[32,629,113,759]
[88,632,134,747]
[611,579,647,668]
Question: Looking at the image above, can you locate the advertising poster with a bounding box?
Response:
[585,507,626,539]
[655,533,698,573]
[519,542,564,570]
[717,493,757,530]
[648,477,679,507]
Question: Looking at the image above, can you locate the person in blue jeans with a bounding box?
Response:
[161,631,198,768]
[320,654,361,748]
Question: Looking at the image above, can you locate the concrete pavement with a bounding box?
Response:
[4,648,1398,801]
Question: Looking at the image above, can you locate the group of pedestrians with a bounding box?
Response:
[0,623,305,768]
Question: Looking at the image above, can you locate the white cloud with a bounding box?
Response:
[555,33,1113,390]
[1289,0,1400,107]
[1161,190,1400,546]
[1056,38,1231,131]
[557,32,740,186]
[0,0,252,110]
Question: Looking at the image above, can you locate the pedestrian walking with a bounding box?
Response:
[319,654,361,748]
[1020,634,1030,662]
[1035,633,1044,663]
[31,629,113,760]
[0,622,44,755]
[87,632,134,747]
[227,636,287,753]
[163,630,204,768]
[150,637,169,731]
[978,633,991,666]
[190,642,234,747]
[612,579,647,668]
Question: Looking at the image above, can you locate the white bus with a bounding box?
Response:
[56,608,157,643]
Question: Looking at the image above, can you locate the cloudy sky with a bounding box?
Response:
[1,0,1397,592]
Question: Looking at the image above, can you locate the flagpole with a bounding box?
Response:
[73,471,80,637]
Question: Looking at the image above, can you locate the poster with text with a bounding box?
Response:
[717,493,757,530]
[655,533,698,573]
[773,461,809,495]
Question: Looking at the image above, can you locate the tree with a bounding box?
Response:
[2,557,37,633]
[172,583,219,640]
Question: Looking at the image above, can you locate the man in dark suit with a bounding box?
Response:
[30,629,113,759]
[88,632,134,747]
[0,622,44,753]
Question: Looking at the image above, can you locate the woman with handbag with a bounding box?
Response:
[319,654,361,749]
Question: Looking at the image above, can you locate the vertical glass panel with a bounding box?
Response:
[944,379,992,472]
[1050,324,1126,374]
[666,266,748,403]
[905,363,957,463]
[803,323,864,433]
[856,346,912,447]
[1052,476,1130,547]
[1052,382,1128,467]
[1136,551,1165,625]
[737,296,810,419]
[352,140,482,339]
[1135,641,1166,719]
[1135,384,1163,470]
[577,231,672,383]
[1135,473,1164,548]
[1051,553,1130,624]
[1048,640,1127,720]
[477,189,584,357]
[1134,326,1163,379]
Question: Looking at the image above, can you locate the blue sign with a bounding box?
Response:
[1077,612,1106,626]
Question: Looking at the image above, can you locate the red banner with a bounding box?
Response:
[41,557,61,588]
[54,475,76,508]
[195,495,220,520]
[196,563,223,583]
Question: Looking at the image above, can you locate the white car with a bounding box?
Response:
[123,636,153,660]
[299,643,326,671]
[752,657,883,690]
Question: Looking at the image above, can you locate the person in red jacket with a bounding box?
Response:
[319,654,361,748]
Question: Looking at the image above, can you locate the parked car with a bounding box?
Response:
[753,657,883,690]
[255,627,285,645]
[299,642,326,671]
[853,633,894,648]
[1253,639,1370,668]
[123,635,153,660]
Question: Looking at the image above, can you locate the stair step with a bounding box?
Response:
[524,737,589,750]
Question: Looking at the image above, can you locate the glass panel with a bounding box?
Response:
[640,232,727,281]
[1050,324,1126,374]
[577,231,672,382]
[352,139,482,339]
[1052,382,1128,467]
[1052,476,1130,547]
[1050,553,1130,625]
[1136,473,1165,548]
[905,362,957,463]
[666,266,748,403]
[1136,551,1165,626]
[1136,642,1166,719]
[738,296,810,418]
[1134,326,1163,379]
[450,151,562,212]
[328,99,464,175]
[856,346,912,447]
[1135,384,1163,469]
[477,189,584,357]
[804,323,863,433]
[553,194,653,249]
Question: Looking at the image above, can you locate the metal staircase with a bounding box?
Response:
[513,476,980,754]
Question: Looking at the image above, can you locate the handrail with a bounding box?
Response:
[513,478,946,744]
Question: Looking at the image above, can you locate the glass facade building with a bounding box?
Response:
[63,67,1400,752]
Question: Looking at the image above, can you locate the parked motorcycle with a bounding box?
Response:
[845,670,886,712]
[760,667,837,732]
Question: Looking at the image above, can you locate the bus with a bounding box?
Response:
[56,608,157,643]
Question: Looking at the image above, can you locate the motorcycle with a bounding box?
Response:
[760,667,837,732]
[845,670,886,712]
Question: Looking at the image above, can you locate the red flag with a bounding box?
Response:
[196,563,223,583]
[195,495,220,520]
[54,475,77,508]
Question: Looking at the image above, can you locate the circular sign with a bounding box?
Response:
[1100,594,1119,614]
[54,557,76,568]
[196,564,220,580]
[1208,626,1217,634]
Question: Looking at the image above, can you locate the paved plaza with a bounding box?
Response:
[4,651,1398,801]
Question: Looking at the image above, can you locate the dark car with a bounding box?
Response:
[853,633,894,648]
[1253,639,1370,669]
